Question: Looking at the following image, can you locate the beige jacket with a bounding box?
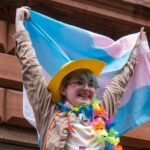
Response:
[14,30,137,150]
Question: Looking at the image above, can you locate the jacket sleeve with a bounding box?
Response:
[100,43,138,118]
[14,30,52,133]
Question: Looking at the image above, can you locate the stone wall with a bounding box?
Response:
[0,0,150,149]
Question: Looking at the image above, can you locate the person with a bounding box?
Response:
[14,6,142,150]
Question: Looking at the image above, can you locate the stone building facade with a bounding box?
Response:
[0,0,150,149]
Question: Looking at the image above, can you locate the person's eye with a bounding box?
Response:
[76,81,84,86]
[88,82,94,88]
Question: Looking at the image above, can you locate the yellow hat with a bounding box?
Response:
[48,59,105,101]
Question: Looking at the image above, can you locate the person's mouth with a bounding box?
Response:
[77,91,93,99]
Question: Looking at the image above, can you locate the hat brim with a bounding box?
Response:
[48,59,105,101]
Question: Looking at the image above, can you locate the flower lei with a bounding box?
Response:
[57,98,123,150]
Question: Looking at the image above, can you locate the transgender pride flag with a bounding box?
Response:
[23,10,150,136]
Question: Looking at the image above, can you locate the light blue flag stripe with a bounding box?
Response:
[114,86,150,136]
[25,10,132,76]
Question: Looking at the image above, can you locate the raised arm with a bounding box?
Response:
[100,29,143,118]
[14,7,52,132]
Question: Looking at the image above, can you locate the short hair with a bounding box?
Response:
[61,69,99,89]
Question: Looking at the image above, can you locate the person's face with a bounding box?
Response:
[60,77,96,106]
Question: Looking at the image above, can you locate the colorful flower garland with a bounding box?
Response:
[57,98,123,150]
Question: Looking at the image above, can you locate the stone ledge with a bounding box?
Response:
[122,121,150,148]
[0,142,39,150]
[0,124,38,147]
[5,89,32,128]
[0,53,22,90]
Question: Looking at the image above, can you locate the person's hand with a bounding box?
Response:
[16,6,30,22]
[15,6,31,32]
[131,27,144,57]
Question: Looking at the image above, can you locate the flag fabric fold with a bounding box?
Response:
[23,10,150,136]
